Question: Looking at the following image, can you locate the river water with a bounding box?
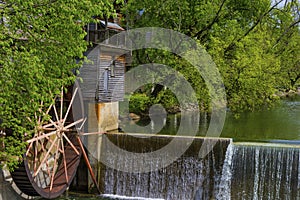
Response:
[122,95,300,141]
[221,96,300,141]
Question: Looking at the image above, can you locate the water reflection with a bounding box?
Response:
[120,96,300,141]
[222,96,300,141]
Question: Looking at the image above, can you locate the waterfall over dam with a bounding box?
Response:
[96,134,300,200]
[99,134,231,199]
[229,143,300,200]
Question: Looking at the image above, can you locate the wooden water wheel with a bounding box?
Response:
[10,85,86,199]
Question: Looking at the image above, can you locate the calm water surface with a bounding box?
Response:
[222,96,300,141]
[121,96,300,142]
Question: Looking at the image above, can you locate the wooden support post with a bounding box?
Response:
[76,136,101,194]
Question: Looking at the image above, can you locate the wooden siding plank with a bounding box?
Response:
[79,45,125,102]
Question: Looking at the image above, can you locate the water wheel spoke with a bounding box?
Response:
[26,141,34,156]
[78,117,87,130]
[34,112,37,123]
[42,124,56,129]
[34,136,58,177]
[52,103,60,124]
[49,118,60,129]
[38,115,41,125]
[27,130,57,144]
[45,101,53,115]
[62,133,80,155]
[64,118,84,130]
[45,159,52,182]
[50,138,60,191]
[38,102,56,130]
[62,87,78,126]
[26,148,35,157]
[60,87,64,121]
[41,127,57,131]
[61,139,69,183]
[38,137,52,181]
[35,138,47,177]
[34,141,38,173]
[42,134,60,152]
[42,120,60,129]
[39,136,47,153]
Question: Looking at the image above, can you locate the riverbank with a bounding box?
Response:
[125,90,300,121]
[276,88,300,98]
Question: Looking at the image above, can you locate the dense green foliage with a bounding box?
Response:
[123,0,300,114]
[0,0,115,169]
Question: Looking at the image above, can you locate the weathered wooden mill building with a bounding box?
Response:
[79,19,130,132]
[73,19,131,192]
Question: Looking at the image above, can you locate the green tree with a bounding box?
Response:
[0,0,114,169]
[123,0,300,113]
[270,1,300,90]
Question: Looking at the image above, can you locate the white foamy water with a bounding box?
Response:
[100,194,164,200]
[230,144,300,200]
[215,142,234,199]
